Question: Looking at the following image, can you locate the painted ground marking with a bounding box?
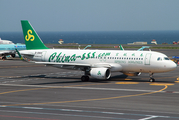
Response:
[1,85,168,106]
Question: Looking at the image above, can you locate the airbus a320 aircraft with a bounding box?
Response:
[19,20,177,82]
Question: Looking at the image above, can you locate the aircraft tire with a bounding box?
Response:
[81,75,89,82]
[149,78,155,82]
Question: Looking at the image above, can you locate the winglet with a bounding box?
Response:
[137,46,150,51]
[119,45,124,50]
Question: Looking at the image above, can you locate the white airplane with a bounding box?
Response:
[0,38,14,44]
[0,43,26,59]
[19,20,177,82]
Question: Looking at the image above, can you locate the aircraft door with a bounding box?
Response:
[41,51,47,61]
[145,53,151,65]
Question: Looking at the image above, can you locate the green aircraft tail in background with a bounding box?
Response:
[21,20,49,50]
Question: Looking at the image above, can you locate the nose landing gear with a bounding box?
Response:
[149,73,155,82]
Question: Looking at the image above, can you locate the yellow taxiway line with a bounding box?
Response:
[175,77,179,83]
[1,84,168,107]
[0,83,113,95]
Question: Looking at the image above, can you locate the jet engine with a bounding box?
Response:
[122,72,141,76]
[90,68,111,79]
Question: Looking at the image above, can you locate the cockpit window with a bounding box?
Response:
[164,57,170,60]
[157,57,162,61]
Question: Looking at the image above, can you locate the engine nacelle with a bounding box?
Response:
[90,68,111,79]
[122,72,141,76]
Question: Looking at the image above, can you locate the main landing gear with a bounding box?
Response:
[149,73,155,82]
[81,75,89,82]
[81,67,90,82]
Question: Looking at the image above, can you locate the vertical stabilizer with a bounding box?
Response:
[21,20,49,50]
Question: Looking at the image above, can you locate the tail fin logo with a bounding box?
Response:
[25,30,35,41]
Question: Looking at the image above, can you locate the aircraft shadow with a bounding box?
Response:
[22,74,175,85]
[27,74,135,85]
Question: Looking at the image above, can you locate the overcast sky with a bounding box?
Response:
[0,0,179,32]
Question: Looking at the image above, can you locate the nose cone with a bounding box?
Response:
[167,61,177,71]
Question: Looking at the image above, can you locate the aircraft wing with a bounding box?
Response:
[20,52,35,56]
[35,62,112,68]
[35,62,91,67]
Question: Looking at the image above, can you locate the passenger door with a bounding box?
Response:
[41,51,47,61]
[145,53,151,65]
